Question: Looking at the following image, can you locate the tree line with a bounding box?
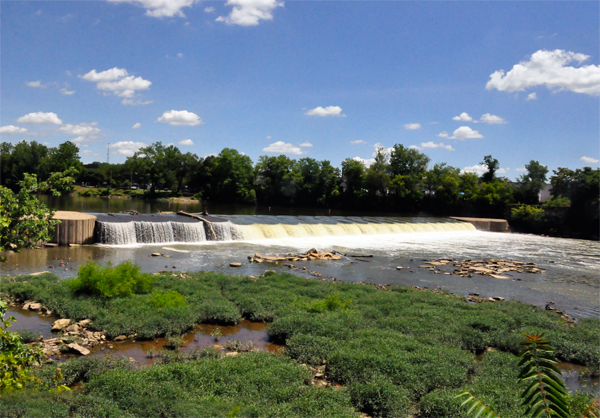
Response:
[1,140,598,237]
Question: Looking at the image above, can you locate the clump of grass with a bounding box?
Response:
[211,327,223,341]
[67,261,153,298]
[15,330,42,343]
[225,340,258,352]
[148,291,187,310]
[165,335,186,350]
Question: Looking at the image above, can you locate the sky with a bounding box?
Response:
[1,0,599,179]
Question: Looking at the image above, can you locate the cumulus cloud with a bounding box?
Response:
[177,53,184,58]
[526,93,537,101]
[404,123,421,130]
[453,112,473,122]
[486,49,600,96]
[419,141,455,151]
[16,112,63,125]
[122,99,153,105]
[217,0,283,26]
[439,126,483,140]
[81,68,128,82]
[81,150,101,157]
[108,0,197,18]
[350,140,367,145]
[0,125,29,134]
[479,113,506,124]
[157,110,203,126]
[462,164,488,175]
[496,168,510,175]
[581,156,599,164]
[27,80,45,88]
[179,139,194,146]
[204,6,215,12]
[60,88,75,95]
[299,142,313,147]
[59,123,100,137]
[305,106,344,117]
[262,141,303,155]
[352,156,375,167]
[408,145,421,150]
[132,122,142,129]
[81,67,151,100]
[110,141,146,157]
[516,167,527,172]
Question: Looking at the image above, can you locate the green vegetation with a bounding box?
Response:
[0,264,598,416]
[67,261,154,298]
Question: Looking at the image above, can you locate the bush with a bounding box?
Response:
[15,329,42,343]
[347,374,412,417]
[511,204,545,233]
[68,261,153,298]
[148,291,187,310]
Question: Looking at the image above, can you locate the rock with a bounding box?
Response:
[52,319,71,331]
[114,335,127,341]
[230,262,242,267]
[396,266,403,270]
[151,253,162,257]
[67,343,90,356]
[78,319,92,327]
[490,275,510,279]
[65,324,80,333]
[30,271,50,276]
[225,351,239,357]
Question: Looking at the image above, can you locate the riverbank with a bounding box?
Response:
[1,269,598,417]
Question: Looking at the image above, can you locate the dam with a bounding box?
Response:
[92,213,479,246]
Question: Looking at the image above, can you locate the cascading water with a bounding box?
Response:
[96,215,476,245]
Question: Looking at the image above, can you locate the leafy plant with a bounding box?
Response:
[456,391,499,418]
[148,291,187,310]
[68,261,153,298]
[211,327,223,341]
[519,334,569,418]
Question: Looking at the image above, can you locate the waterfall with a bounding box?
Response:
[96,216,477,245]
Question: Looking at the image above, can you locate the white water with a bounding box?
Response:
[96,217,476,246]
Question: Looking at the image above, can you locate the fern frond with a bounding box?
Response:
[456,391,499,418]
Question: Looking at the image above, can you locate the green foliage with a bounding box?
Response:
[518,334,570,418]
[481,155,500,183]
[14,330,42,344]
[148,291,187,310]
[347,374,412,417]
[293,293,353,313]
[68,261,154,298]
[457,391,500,418]
[543,197,571,208]
[511,205,545,233]
[0,300,43,391]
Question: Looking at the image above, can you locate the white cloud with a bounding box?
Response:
[108,0,197,18]
[404,123,421,130]
[516,167,527,172]
[439,126,483,140]
[0,125,29,134]
[81,68,128,82]
[486,49,600,96]
[262,141,303,155]
[479,113,506,125]
[179,139,194,146]
[60,88,75,95]
[204,6,215,13]
[157,110,203,126]
[581,156,599,164]
[496,168,510,174]
[408,145,421,150]
[16,112,63,125]
[526,92,537,101]
[27,80,45,88]
[420,141,455,151]
[350,140,367,145]
[462,164,487,175]
[352,156,375,167]
[266,136,272,139]
[59,123,100,137]
[81,150,101,157]
[110,141,146,157]
[177,53,184,58]
[305,106,344,117]
[81,67,151,100]
[132,122,142,129]
[122,98,153,105]
[299,142,313,147]
[453,112,473,122]
[216,0,283,26]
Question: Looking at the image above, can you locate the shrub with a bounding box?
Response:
[68,261,153,298]
[347,374,412,417]
[15,329,42,343]
[511,204,545,233]
[148,291,187,310]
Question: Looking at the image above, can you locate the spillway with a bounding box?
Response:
[94,214,476,245]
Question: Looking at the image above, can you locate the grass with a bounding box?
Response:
[0,267,598,417]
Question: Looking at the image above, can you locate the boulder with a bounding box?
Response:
[151,253,162,257]
[78,319,92,327]
[229,262,242,267]
[65,324,80,333]
[52,319,71,331]
[114,335,127,342]
[67,343,90,356]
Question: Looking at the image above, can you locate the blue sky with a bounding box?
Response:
[1,0,598,178]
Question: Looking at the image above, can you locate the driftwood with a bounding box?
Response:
[177,211,217,240]
[415,258,546,278]
[248,248,342,264]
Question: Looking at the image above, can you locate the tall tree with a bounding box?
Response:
[516,160,549,204]
[480,155,499,183]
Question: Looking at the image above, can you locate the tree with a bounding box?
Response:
[255,155,297,206]
[211,148,256,204]
[425,163,461,213]
[42,141,82,176]
[388,144,430,177]
[316,160,341,206]
[481,155,500,183]
[129,142,171,193]
[516,160,549,204]
[341,158,366,206]
[365,148,390,203]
